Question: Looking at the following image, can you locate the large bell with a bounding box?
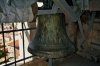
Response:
[28,13,75,58]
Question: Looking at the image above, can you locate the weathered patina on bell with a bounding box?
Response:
[28,13,75,58]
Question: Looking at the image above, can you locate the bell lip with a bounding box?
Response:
[28,46,75,58]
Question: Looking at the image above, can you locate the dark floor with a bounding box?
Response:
[55,54,100,66]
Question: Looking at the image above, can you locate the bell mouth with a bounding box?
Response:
[28,44,75,58]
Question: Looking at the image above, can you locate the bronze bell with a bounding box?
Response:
[28,13,75,58]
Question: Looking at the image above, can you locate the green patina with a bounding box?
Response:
[28,14,75,58]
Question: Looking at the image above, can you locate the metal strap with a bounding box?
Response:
[78,19,85,40]
[78,11,96,45]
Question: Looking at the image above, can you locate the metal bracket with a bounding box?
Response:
[38,9,62,15]
[37,0,84,22]
[51,3,58,14]
[53,0,83,22]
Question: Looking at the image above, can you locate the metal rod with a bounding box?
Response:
[1,23,7,65]
[0,23,68,33]
[0,22,35,65]
[22,22,25,64]
[49,58,53,66]
[3,56,33,66]
[12,23,16,66]
[0,28,36,33]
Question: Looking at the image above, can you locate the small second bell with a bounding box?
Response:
[28,13,75,58]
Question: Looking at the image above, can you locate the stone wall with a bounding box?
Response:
[66,11,100,62]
